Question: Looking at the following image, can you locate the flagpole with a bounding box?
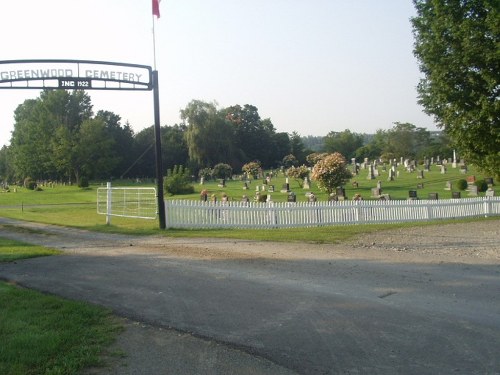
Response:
[151,0,165,229]
[152,13,158,70]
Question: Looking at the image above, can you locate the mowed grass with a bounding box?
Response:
[0,237,61,262]
[0,282,121,375]
[0,163,497,240]
[0,238,122,375]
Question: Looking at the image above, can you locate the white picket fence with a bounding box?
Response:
[165,197,500,229]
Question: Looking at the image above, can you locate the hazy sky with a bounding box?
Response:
[0,0,437,147]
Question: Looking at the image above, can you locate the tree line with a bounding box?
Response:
[0,91,456,185]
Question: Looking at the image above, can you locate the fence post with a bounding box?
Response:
[106,182,112,225]
[484,197,492,218]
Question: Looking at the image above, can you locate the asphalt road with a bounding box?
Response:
[0,218,499,374]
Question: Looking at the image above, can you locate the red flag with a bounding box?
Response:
[152,0,160,18]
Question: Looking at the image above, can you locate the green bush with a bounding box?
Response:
[475,179,488,193]
[212,163,233,179]
[164,165,195,195]
[24,177,37,190]
[78,177,89,188]
[456,179,468,190]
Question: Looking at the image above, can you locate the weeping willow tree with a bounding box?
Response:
[180,100,235,168]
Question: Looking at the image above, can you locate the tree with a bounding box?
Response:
[10,90,93,181]
[289,131,307,164]
[242,161,261,179]
[384,122,431,160]
[95,111,135,178]
[270,132,291,167]
[286,165,310,188]
[181,100,235,168]
[212,163,233,179]
[323,130,364,160]
[412,0,500,177]
[311,153,352,194]
[282,154,297,168]
[224,105,277,168]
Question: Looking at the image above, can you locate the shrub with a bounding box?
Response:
[475,179,488,193]
[24,177,37,190]
[287,165,310,187]
[456,179,468,191]
[212,163,233,179]
[78,177,89,188]
[311,152,352,194]
[242,161,261,179]
[164,165,195,195]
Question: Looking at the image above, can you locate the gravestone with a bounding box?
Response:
[417,170,424,179]
[408,190,418,200]
[440,165,446,174]
[218,179,226,188]
[452,191,461,199]
[444,181,452,190]
[468,185,478,196]
[486,188,495,197]
[371,187,381,197]
[303,177,310,189]
[243,182,248,190]
[428,192,438,200]
[200,176,205,185]
[367,165,375,180]
[268,185,275,193]
[287,192,296,202]
[387,169,395,181]
[417,183,424,189]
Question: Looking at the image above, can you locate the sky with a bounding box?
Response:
[0,0,438,147]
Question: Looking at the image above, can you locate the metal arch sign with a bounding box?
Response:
[0,59,153,91]
[0,58,166,229]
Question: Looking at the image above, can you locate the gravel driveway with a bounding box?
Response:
[0,217,499,374]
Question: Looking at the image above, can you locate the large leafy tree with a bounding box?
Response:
[181,100,235,168]
[11,90,93,181]
[412,0,500,177]
[9,90,130,183]
[224,104,275,167]
[323,129,364,160]
[289,131,307,165]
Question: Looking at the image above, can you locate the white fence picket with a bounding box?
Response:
[165,197,500,229]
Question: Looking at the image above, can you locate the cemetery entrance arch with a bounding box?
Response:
[0,59,166,228]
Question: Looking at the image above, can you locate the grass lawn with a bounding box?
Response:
[0,163,497,237]
[0,238,122,375]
